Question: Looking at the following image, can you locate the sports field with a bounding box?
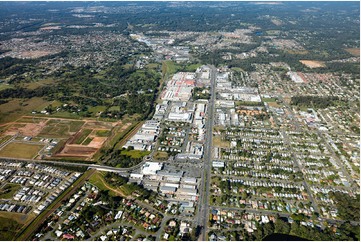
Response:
[0,142,44,159]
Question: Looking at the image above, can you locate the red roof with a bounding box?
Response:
[63,234,75,240]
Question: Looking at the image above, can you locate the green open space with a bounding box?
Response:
[88,171,125,197]
[108,106,120,112]
[88,105,107,114]
[0,142,44,159]
[15,116,47,123]
[0,135,12,145]
[0,216,23,241]
[38,119,84,138]
[120,149,151,159]
[82,137,93,145]
[0,83,13,91]
[262,97,278,102]
[73,129,92,144]
[95,129,111,137]
[0,97,51,125]
[0,183,20,199]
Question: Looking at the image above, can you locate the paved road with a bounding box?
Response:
[197,65,217,240]
[316,131,357,190]
[0,156,143,174]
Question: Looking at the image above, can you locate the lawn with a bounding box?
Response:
[0,142,44,159]
[120,149,151,159]
[73,129,92,144]
[0,183,20,199]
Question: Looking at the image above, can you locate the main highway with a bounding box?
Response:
[0,156,142,174]
[197,65,217,241]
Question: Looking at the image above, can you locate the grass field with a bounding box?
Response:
[15,116,47,123]
[213,136,230,148]
[0,97,50,125]
[162,60,178,77]
[88,171,124,197]
[0,135,12,145]
[38,111,82,119]
[88,106,107,114]
[153,151,169,160]
[0,183,20,199]
[24,79,54,90]
[73,129,92,144]
[262,98,278,102]
[95,130,111,137]
[0,142,44,159]
[0,83,13,91]
[345,48,360,57]
[0,216,23,240]
[108,106,120,112]
[266,30,281,35]
[82,137,93,145]
[267,102,281,108]
[120,149,151,159]
[38,124,68,138]
[38,120,84,138]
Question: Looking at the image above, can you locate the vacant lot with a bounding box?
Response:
[267,102,281,108]
[153,151,169,160]
[345,48,360,57]
[15,116,47,123]
[0,142,44,159]
[300,60,326,68]
[54,145,97,158]
[0,98,50,125]
[213,136,230,148]
[95,129,111,137]
[71,129,92,144]
[38,119,84,138]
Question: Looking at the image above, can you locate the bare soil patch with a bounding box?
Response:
[300,60,326,68]
[19,50,59,59]
[54,145,97,158]
[18,122,46,136]
[345,48,360,57]
[88,137,107,148]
